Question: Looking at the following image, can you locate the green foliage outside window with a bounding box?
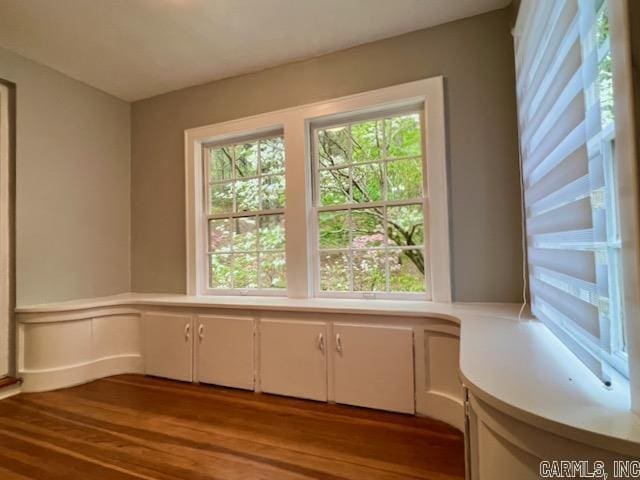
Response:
[205,113,429,295]
[207,136,286,289]
[596,2,614,128]
[316,113,427,294]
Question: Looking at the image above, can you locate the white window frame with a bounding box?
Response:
[185,77,451,302]
[0,82,12,377]
[202,133,287,295]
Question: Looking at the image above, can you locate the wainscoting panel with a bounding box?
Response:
[18,311,143,392]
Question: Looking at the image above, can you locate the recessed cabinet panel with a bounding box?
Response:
[93,315,141,359]
[196,315,254,390]
[22,320,92,370]
[425,331,462,400]
[333,323,414,413]
[143,312,193,382]
[260,319,327,401]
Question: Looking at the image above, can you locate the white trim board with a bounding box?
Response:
[185,77,451,302]
[0,84,11,378]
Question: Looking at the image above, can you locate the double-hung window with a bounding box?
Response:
[186,77,450,301]
[312,112,428,297]
[204,134,286,292]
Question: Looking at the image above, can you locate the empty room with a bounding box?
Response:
[0,0,639,478]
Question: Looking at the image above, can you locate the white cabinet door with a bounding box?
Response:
[260,319,327,401]
[196,315,254,390]
[143,312,193,382]
[333,323,414,413]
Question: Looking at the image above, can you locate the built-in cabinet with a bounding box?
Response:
[333,323,414,413]
[142,312,418,414]
[17,302,639,474]
[195,314,254,390]
[260,319,328,401]
[143,312,193,382]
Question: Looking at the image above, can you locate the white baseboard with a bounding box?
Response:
[0,384,21,400]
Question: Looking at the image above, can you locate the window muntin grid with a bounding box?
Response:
[313,112,428,296]
[204,134,286,290]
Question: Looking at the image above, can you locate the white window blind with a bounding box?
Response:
[514,0,627,384]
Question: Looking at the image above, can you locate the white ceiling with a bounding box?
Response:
[0,0,510,101]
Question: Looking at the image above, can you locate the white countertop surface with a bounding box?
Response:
[15,293,640,456]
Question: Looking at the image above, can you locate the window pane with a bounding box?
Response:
[233,216,257,251]
[385,114,422,158]
[209,147,233,182]
[210,181,233,214]
[260,137,285,174]
[205,134,286,292]
[352,250,386,292]
[387,158,423,201]
[261,175,285,209]
[260,252,286,288]
[318,127,349,167]
[320,251,350,291]
[387,204,424,247]
[235,178,260,211]
[596,2,609,48]
[234,142,258,177]
[351,120,383,163]
[319,169,350,206]
[352,208,385,249]
[259,214,285,251]
[352,163,383,203]
[389,249,425,292]
[318,210,349,249]
[210,254,231,288]
[232,253,258,288]
[314,111,427,296]
[208,218,231,252]
[598,52,614,128]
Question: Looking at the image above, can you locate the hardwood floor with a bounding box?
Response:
[0,375,465,479]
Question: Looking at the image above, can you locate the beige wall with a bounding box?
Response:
[131,7,523,302]
[0,47,131,306]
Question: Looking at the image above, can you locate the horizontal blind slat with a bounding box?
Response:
[525,146,588,205]
[525,121,586,185]
[527,173,596,217]
[528,248,596,283]
[516,0,557,92]
[531,265,600,306]
[526,196,593,235]
[521,7,581,122]
[533,302,607,381]
[528,228,598,250]
[533,281,601,338]
[522,0,568,91]
[524,68,583,151]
